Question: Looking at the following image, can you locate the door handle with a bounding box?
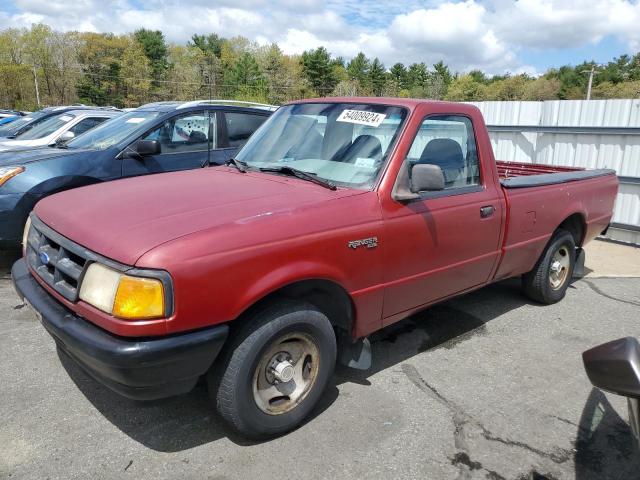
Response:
[480,205,495,218]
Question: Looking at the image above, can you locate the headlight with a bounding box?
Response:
[22,215,32,255]
[79,263,166,320]
[0,166,24,187]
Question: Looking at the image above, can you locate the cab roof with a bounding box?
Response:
[288,96,479,114]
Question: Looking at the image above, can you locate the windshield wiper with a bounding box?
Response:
[259,166,337,191]
[226,158,248,173]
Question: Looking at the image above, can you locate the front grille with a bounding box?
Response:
[25,217,89,302]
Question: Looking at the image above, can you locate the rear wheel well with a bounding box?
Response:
[558,213,586,247]
[238,280,354,338]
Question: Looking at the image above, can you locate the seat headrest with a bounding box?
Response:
[419,138,464,170]
[189,130,207,143]
[340,134,382,163]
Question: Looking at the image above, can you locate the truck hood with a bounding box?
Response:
[0,146,89,166]
[35,167,364,265]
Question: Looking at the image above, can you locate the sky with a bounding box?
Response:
[1,0,639,75]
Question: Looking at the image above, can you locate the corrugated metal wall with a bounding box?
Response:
[469,100,640,245]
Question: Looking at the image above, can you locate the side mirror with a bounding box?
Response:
[583,337,640,448]
[410,163,445,193]
[135,139,161,156]
[583,337,640,398]
[54,130,75,146]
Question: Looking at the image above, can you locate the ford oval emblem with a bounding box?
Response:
[39,252,50,265]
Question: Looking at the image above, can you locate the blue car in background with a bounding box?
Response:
[0,109,25,126]
[0,100,274,249]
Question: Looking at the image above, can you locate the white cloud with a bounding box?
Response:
[491,0,640,50]
[3,0,640,74]
[386,1,516,72]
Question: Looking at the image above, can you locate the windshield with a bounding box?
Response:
[66,110,160,150]
[0,110,49,137]
[235,103,407,189]
[16,112,76,140]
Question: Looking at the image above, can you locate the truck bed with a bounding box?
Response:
[497,161,616,188]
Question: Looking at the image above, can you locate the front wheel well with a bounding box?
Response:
[239,280,355,338]
[558,213,586,247]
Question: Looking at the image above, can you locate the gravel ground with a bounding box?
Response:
[1,250,639,480]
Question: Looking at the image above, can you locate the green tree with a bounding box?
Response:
[256,43,290,103]
[407,62,428,90]
[189,33,224,58]
[390,63,408,90]
[483,75,529,100]
[347,52,370,91]
[444,74,485,101]
[76,32,128,106]
[368,58,386,96]
[522,77,560,100]
[134,28,168,87]
[121,37,152,105]
[433,60,452,87]
[301,47,338,95]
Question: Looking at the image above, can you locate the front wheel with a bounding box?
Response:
[522,229,576,304]
[209,300,336,439]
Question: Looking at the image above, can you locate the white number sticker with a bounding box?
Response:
[59,115,73,122]
[337,110,386,127]
[354,157,376,168]
[126,117,146,124]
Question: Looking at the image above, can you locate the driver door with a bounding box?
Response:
[122,110,212,177]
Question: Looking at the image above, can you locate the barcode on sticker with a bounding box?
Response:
[337,110,386,127]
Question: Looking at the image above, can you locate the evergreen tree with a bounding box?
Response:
[369,58,386,96]
[347,52,370,87]
[390,63,408,90]
[134,28,168,86]
[301,47,338,95]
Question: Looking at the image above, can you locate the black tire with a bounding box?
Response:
[522,229,576,304]
[209,300,337,439]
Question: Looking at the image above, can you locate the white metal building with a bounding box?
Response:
[470,99,640,245]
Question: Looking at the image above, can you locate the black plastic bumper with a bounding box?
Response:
[12,258,229,400]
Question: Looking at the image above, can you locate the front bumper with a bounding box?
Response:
[0,193,26,248]
[12,258,229,400]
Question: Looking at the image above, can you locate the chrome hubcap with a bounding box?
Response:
[549,246,571,290]
[253,333,320,415]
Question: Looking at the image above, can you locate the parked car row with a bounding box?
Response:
[7,96,621,439]
[0,100,274,248]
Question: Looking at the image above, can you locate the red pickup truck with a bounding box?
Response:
[13,97,618,438]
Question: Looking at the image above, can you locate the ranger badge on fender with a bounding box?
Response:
[348,237,378,249]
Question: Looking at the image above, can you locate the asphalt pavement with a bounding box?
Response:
[1,245,639,480]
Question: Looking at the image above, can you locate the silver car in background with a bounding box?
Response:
[0,108,122,151]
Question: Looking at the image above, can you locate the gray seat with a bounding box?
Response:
[336,135,382,164]
[418,138,467,187]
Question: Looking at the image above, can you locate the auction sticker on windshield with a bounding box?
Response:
[337,110,386,127]
[126,117,146,124]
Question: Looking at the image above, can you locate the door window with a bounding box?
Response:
[406,115,480,189]
[224,112,267,148]
[141,111,210,154]
[69,117,108,137]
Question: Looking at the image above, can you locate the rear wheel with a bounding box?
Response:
[522,229,576,304]
[209,300,336,439]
